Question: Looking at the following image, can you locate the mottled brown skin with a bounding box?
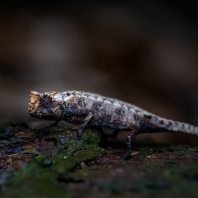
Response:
[27,91,198,159]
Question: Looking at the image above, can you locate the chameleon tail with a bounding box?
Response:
[139,114,198,136]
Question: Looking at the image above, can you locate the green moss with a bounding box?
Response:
[1,128,106,198]
[65,129,102,156]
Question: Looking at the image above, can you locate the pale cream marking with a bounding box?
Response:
[82,93,89,98]
[104,100,112,104]
[112,101,121,107]
[74,91,81,95]
[83,97,94,109]
[122,105,129,110]
[108,99,114,103]
[96,96,103,102]
[184,124,189,130]
[172,126,179,131]
[63,94,75,101]
[129,108,136,116]
[30,91,40,95]
[88,95,96,100]
[47,91,57,96]
[54,93,63,101]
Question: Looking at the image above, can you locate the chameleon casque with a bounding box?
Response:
[27,90,198,159]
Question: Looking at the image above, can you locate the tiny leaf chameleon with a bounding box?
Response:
[27,90,198,159]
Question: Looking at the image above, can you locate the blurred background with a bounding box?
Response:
[1,1,198,143]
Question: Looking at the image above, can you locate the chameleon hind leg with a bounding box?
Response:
[122,130,138,160]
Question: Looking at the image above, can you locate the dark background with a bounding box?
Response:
[1,1,198,143]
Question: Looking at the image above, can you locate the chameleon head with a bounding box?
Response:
[27,91,62,120]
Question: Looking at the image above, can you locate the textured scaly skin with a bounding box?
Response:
[27,90,198,159]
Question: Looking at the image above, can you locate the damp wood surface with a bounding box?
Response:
[0,121,198,198]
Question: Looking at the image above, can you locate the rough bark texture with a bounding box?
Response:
[0,121,198,197]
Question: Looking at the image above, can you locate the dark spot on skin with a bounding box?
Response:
[102,97,107,101]
[175,122,178,125]
[40,94,52,107]
[92,102,103,111]
[78,98,85,107]
[109,99,114,104]
[125,106,130,110]
[159,120,164,124]
[93,95,98,99]
[168,121,172,126]
[62,102,91,123]
[90,114,112,127]
[144,114,151,119]
[70,92,77,96]
[104,114,111,122]
[91,113,128,130]
[116,108,125,116]
[66,93,70,96]
[134,114,139,121]
[153,116,158,121]
[138,119,168,133]
[91,116,102,125]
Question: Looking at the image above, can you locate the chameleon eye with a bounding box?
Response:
[40,95,52,107]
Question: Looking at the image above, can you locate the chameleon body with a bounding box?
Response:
[27,90,198,159]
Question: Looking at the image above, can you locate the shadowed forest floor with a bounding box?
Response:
[0,121,198,198]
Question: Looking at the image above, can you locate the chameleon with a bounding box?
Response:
[27,90,198,159]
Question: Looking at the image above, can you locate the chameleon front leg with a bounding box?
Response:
[72,111,94,137]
